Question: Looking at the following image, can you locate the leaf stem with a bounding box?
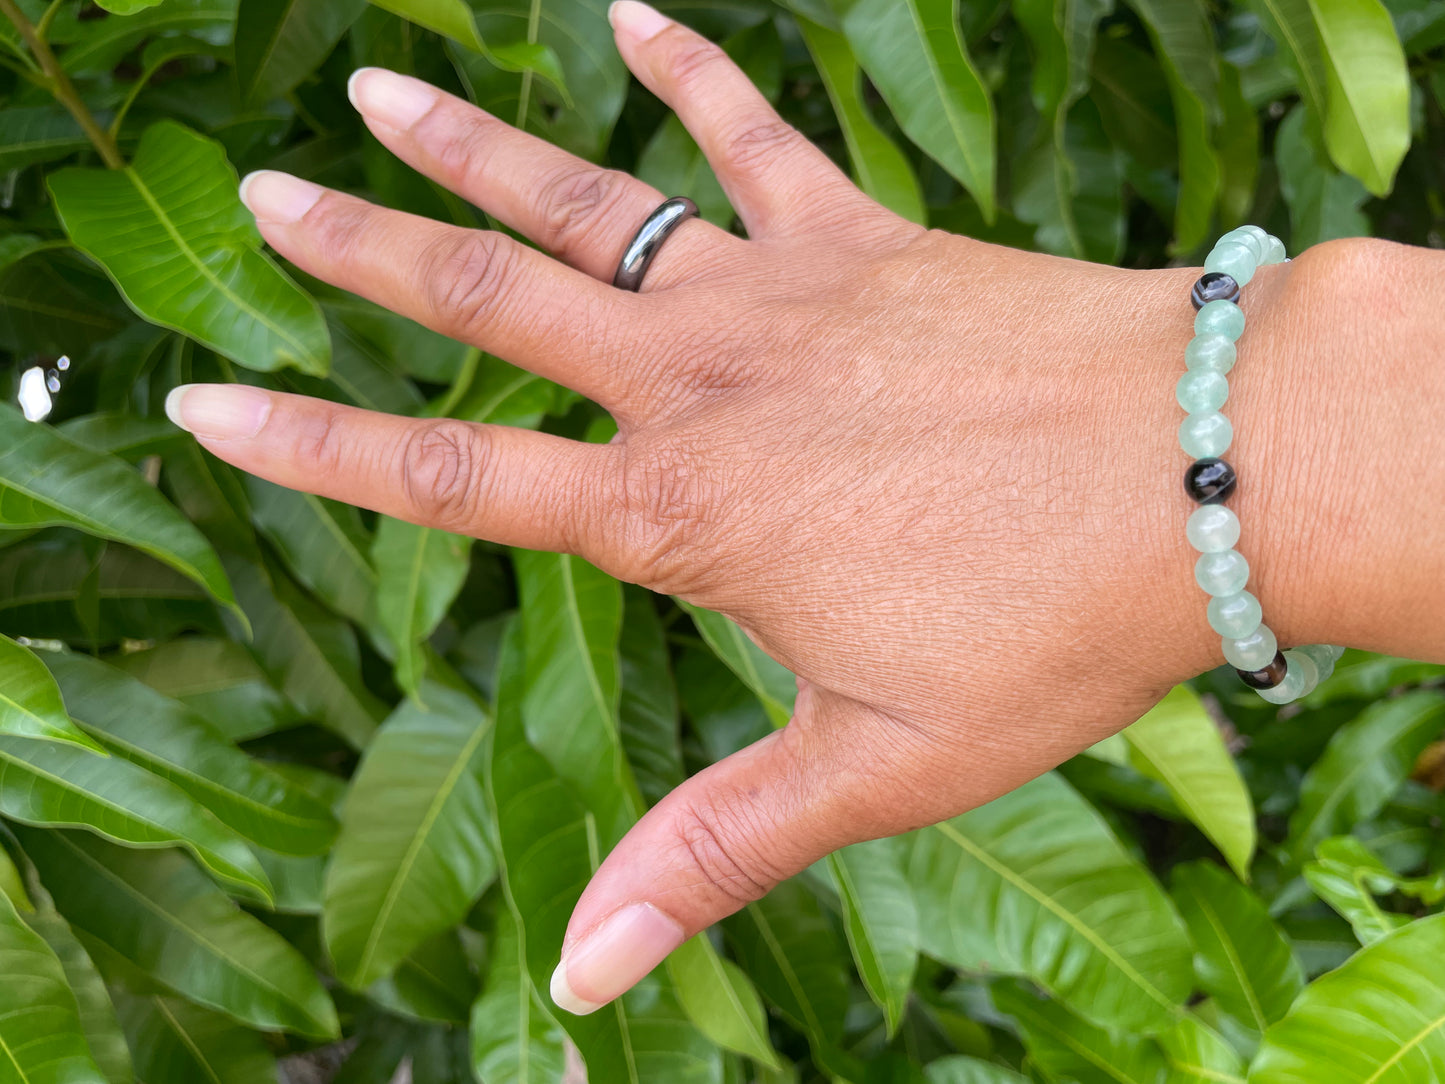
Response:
[0,0,124,169]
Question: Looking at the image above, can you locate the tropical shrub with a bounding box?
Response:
[0,0,1442,1081]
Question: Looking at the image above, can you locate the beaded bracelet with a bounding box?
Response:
[1178,226,1343,704]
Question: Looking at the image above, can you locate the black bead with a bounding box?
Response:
[1184,457,1237,504]
[1191,272,1241,310]
[1238,651,1288,689]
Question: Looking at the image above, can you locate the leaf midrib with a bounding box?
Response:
[934,821,1180,1015]
[1190,891,1267,1032]
[154,997,223,1084]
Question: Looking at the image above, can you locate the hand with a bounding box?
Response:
[164,0,1431,1017]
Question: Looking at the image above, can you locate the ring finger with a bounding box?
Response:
[346,67,735,289]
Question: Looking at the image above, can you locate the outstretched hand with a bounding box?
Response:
[167,0,1376,1016]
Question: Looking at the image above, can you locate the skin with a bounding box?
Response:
[167,1,1445,1014]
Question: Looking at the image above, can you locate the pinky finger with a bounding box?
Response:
[165,384,616,556]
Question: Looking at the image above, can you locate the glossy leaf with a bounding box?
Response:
[372,0,565,93]
[224,556,385,750]
[1308,0,1412,195]
[368,930,478,1024]
[1122,684,1256,879]
[924,1057,1032,1084]
[245,477,376,626]
[828,838,919,1036]
[992,980,1169,1084]
[371,517,471,699]
[49,121,329,375]
[470,908,568,1084]
[1287,690,1445,864]
[1275,104,1370,248]
[0,635,101,749]
[667,934,781,1069]
[1250,913,1445,1083]
[798,18,925,223]
[0,404,235,610]
[515,550,637,843]
[1172,861,1304,1042]
[1303,835,1444,945]
[618,586,684,807]
[1160,1015,1248,1084]
[681,602,795,728]
[21,829,338,1039]
[834,0,996,220]
[323,682,496,989]
[0,107,87,172]
[45,652,337,856]
[0,732,270,900]
[235,0,369,105]
[0,887,106,1084]
[908,772,1192,1033]
[112,990,280,1084]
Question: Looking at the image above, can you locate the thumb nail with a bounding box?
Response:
[549,903,686,1015]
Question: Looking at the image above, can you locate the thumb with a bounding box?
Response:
[549,686,919,1015]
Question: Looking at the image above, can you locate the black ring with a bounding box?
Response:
[613,197,699,292]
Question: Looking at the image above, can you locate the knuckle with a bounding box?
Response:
[721,117,799,174]
[667,37,728,94]
[612,443,721,592]
[306,195,368,265]
[425,107,494,185]
[670,803,781,906]
[420,232,517,340]
[289,409,346,476]
[399,419,491,529]
[535,165,632,263]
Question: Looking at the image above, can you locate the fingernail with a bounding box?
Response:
[608,0,672,42]
[238,171,324,224]
[165,384,272,441]
[347,67,440,131]
[548,903,686,1015]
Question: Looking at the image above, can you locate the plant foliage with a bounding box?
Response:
[0,0,1443,1080]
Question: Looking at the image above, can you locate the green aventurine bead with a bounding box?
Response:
[1208,591,1262,638]
[1195,549,1249,595]
[1257,656,1308,704]
[1195,300,1246,341]
[1205,242,1258,286]
[1221,228,1264,263]
[1223,624,1278,669]
[1185,333,1237,373]
[1285,648,1321,696]
[1177,369,1229,413]
[1187,505,1240,552]
[1263,235,1287,264]
[1179,411,1233,458]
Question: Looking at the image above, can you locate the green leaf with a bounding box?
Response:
[992,980,1169,1084]
[21,829,339,1039]
[371,516,471,699]
[1308,0,1412,194]
[827,838,919,1036]
[1217,62,1261,225]
[245,476,376,625]
[93,0,166,13]
[0,107,87,173]
[1159,1015,1248,1084]
[908,773,1192,1033]
[798,18,925,223]
[372,0,566,95]
[1287,690,1445,865]
[680,602,795,728]
[224,556,385,750]
[0,253,128,357]
[235,0,370,105]
[515,550,637,843]
[0,731,271,901]
[1275,104,1370,247]
[58,413,186,461]
[487,621,722,1084]
[116,637,302,743]
[111,990,279,1084]
[635,115,733,227]
[0,404,236,611]
[323,683,496,990]
[1171,861,1304,1043]
[725,879,852,1066]
[924,1057,1033,1084]
[833,0,997,220]
[0,635,102,749]
[45,652,338,856]
[0,887,106,1084]
[618,586,685,808]
[49,121,330,376]
[667,934,781,1069]
[1012,98,1125,263]
[1122,685,1256,879]
[1303,835,1444,945]
[22,906,134,1084]
[470,908,568,1083]
[367,930,478,1024]
[1250,913,1445,1083]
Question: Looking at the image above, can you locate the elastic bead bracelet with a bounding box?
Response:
[1179,226,1344,704]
